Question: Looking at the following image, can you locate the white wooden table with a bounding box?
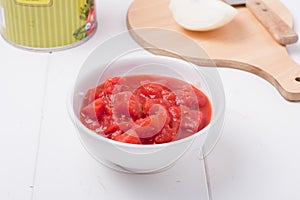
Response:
[0,0,299,199]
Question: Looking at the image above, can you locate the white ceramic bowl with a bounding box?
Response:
[68,54,225,173]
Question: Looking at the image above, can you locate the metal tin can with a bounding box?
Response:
[0,0,97,51]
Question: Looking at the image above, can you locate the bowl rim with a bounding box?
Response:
[68,54,225,149]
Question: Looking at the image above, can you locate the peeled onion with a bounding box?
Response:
[169,0,237,31]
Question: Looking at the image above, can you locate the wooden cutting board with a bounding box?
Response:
[127,0,300,101]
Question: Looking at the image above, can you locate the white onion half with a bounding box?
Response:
[169,0,238,31]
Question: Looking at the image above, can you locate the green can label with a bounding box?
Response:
[0,0,96,50]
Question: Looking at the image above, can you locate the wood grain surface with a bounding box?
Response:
[127,0,300,101]
[246,0,298,45]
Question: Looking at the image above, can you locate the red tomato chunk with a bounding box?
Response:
[80,75,212,144]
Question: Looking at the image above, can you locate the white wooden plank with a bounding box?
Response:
[206,67,300,200]
[206,1,300,199]
[0,37,49,199]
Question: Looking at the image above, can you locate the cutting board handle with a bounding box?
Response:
[215,55,300,101]
[265,58,300,101]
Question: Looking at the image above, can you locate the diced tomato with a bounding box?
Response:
[101,97,112,116]
[174,87,199,109]
[113,83,131,93]
[134,117,156,139]
[154,126,177,144]
[168,106,181,119]
[135,116,152,127]
[114,129,142,144]
[118,121,133,132]
[180,106,202,133]
[83,88,96,105]
[129,94,143,120]
[82,84,104,105]
[103,77,120,95]
[81,119,100,132]
[144,98,170,113]
[103,124,119,135]
[140,83,166,99]
[162,90,176,104]
[109,130,123,140]
[99,115,114,133]
[112,91,132,118]
[81,98,105,119]
[112,91,143,120]
[135,105,169,139]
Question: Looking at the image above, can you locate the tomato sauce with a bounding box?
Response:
[80,75,212,144]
